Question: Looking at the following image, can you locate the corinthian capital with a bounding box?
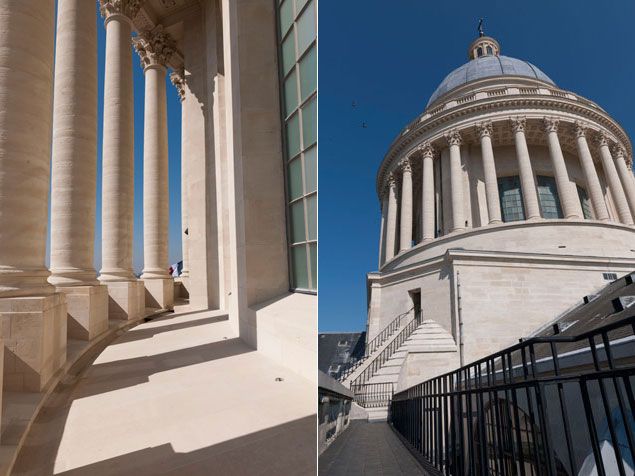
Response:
[510,116,526,133]
[100,0,143,20]
[170,69,186,102]
[387,172,398,189]
[611,144,626,160]
[475,121,493,138]
[542,116,559,133]
[417,141,435,159]
[133,25,176,70]
[595,131,611,148]
[399,158,412,174]
[574,121,588,139]
[444,129,463,147]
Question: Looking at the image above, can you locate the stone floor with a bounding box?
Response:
[319,421,427,476]
[11,306,316,475]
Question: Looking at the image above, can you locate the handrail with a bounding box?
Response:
[338,307,414,381]
[350,311,422,388]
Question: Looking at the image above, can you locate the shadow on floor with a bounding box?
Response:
[16,415,317,476]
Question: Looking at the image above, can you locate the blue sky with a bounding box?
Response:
[47,7,184,274]
[318,0,635,332]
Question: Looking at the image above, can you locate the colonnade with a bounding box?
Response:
[380,116,635,264]
[0,0,188,392]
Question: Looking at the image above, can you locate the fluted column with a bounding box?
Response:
[50,0,99,286]
[170,70,190,279]
[420,143,435,242]
[611,145,635,221]
[445,130,465,232]
[399,158,413,251]
[0,0,57,298]
[597,132,633,225]
[574,123,609,221]
[543,117,583,219]
[511,117,541,220]
[135,27,175,310]
[378,194,388,266]
[476,121,502,224]
[99,1,139,282]
[384,174,399,262]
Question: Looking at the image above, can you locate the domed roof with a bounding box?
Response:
[427,48,555,108]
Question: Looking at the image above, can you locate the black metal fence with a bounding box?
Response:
[351,382,394,408]
[390,314,635,476]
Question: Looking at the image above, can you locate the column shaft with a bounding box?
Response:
[0,0,56,297]
[100,13,135,281]
[378,196,388,266]
[384,178,398,262]
[421,148,435,241]
[180,100,190,278]
[598,137,633,224]
[50,0,99,286]
[544,118,582,219]
[399,161,413,251]
[446,131,465,232]
[477,123,502,224]
[575,124,609,221]
[612,147,635,220]
[141,66,170,279]
[512,118,541,220]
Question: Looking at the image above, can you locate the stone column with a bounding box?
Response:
[611,145,635,221]
[99,0,144,320]
[574,122,609,221]
[420,143,435,242]
[170,70,190,289]
[543,117,583,219]
[476,121,502,224]
[384,174,399,262]
[378,195,388,266]
[135,27,175,310]
[445,130,465,232]
[597,132,633,225]
[0,0,67,392]
[511,117,541,220]
[49,0,108,342]
[399,158,413,251]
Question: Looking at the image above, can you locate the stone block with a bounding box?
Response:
[104,281,145,321]
[57,285,108,341]
[0,294,67,392]
[143,278,174,310]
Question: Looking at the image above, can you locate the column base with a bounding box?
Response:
[103,281,145,321]
[57,285,109,341]
[143,278,174,310]
[0,293,67,392]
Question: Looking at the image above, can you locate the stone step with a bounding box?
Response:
[367,407,389,422]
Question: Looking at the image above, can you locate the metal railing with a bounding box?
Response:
[350,311,422,388]
[350,382,394,408]
[390,313,635,476]
[338,307,414,382]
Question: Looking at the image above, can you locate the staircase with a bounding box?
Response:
[340,310,458,422]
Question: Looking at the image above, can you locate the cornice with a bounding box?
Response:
[376,93,633,198]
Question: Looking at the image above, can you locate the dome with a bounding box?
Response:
[427,55,556,108]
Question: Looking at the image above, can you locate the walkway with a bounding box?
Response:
[319,421,428,475]
[11,306,315,475]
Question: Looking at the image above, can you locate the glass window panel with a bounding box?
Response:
[290,200,306,243]
[288,157,303,200]
[291,245,309,289]
[279,0,294,37]
[537,175,563,219]
[295,0,310,13]
[281,34,295,76]
[304,146,317,193]
[306,194,316,240]
[286,113,301,158]
[577,185,593,219]
[309,242,317,290]
[301,97,317,148]
[296,0,315,56]
[283,69,298,117]
[498,176,525,222]
[299,45,316,101]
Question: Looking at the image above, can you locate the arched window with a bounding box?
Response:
[477,47,483,57]
[537,175,563,218]
[498,176,525,222]
[486,45,493,55]
[577,185,592,219]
